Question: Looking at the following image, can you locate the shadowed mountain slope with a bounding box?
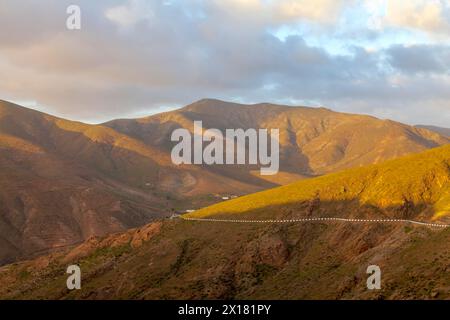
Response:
[0,100,172,264]
[0,101,258,264]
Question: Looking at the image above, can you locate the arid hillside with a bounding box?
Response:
[1,144,448,300]
[416,125,450,137]
[0,100,169,264]
[0,101,259,265]
[107,99,449,183]
[0,99,449,265]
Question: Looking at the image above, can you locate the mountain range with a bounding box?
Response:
[0,98,449,265]
[416,125,450,137]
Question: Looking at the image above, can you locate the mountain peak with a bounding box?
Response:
[181,98,318,115]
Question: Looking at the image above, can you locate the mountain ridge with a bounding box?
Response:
[416,124,450,137]
[106,98,449,176]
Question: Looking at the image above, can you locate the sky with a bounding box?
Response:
[0,0,450,126]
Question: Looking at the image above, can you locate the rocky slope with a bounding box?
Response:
[416,125,450,137]
[1,144,448,299]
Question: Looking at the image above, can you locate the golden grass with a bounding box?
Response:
[187,144,450,219]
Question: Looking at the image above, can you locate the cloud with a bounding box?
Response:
[0,0,449,127]
[384,0,450,36]
[211,0,349,23]
[386,44,450,74]
[275,0,349,23]
[105,0,154,28]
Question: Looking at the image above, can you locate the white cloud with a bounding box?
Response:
[384,0,450,36]
[275,0,348,23]
[214,0,349,24]
[105,0,154,28]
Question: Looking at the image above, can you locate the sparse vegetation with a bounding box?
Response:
[0,144,448,299]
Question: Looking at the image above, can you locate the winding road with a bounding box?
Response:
[180,216,449,228]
